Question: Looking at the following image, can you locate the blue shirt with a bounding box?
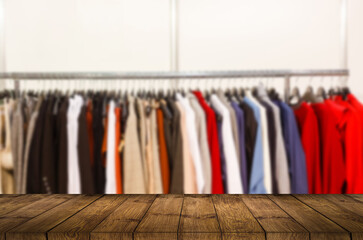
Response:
[244,97,267,194]
[231,101,248,193]
[274,100,308,194]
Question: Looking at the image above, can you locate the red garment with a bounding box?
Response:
[334,95,363,193]
[294,102,323,194]
[311,101,345,193]
[193,91,224,194]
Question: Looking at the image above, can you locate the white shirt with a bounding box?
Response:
[105,100,116,194]
[67,95,83,194]
[257,86,291,193]
[246,91,272,194]
[210,94,243,194]
[176,93,205,193]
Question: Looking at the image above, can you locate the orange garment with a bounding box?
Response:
[101,106,109,168]
[115,107,123,194]
[86,101,94,166]
[156,108,170,193]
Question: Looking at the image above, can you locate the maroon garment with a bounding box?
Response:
[193,91,224,194]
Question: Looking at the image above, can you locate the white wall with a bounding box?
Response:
[2,0,363,98]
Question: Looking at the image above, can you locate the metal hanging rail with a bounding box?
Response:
[0,69,349,79]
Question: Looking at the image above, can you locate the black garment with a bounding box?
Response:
[160,101,173,169]
[240,102,257,188]
[257,98,278,194]
[167,99,184,194]
[40,97,57,193]
[92,96,106,193]
[78,104,95,194]
[57,98,68,193]
[27,99,48,193]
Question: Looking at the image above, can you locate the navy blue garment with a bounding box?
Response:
[211,106,228,193]
[274,100,308,194]
[231,101,248,193]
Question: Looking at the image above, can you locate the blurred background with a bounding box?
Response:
[0,0,362,98]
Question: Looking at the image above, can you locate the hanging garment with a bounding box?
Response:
[231,101,248,194]
[258,86,290,194]
[244,96,266,194]
[193,91,224,194]
[240,101,258,189]
[136,98,149,192]
[248,92,272,193]
[156,106,170,194]
[123,96,146,193]
[78,102,95,194]
[166,99,184,194]
[211,105,228,192]
[275,100,308,194]
[150,99,163,194]
[115,106,123,194]
[332,96,363,194]
[177,93,205,193]
[311,101,345,194]
[217,90,241,164]
[27,99,48,193]
[40,97,57,193]
[11,100,24,194]
[66,95,83,194]
[57,98,68,194]
[210,94,243,194]
[86,100,95,169]
[105,100,116,194]
[294,102,323,194]
[188,93,212,194]
[92,95,106,194]
[175,101,198,194]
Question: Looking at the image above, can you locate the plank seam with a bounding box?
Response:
[291,195,353,240]
[344,194,363,204]
[4,195,75,238]
[44,195,104,240]
[211,195,223,240]
[239,195,267,240]
[266,195,311,239]
[176,194,184,239]
[132,194,158,239]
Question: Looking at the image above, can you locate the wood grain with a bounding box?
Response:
[269,195,349,240]
[6,195,101,240]
[347,194,363,203]
[295,194,363,238]
[0,195,72,240]
[48,195,128,240]
[179,195,220,233]
[212,195,264,234]
[0,194,47,216]
[242,195,308,240]
[91,195,156,240]
[135,194,183,235]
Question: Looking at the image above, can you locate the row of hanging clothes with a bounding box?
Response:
[0,79,361,194]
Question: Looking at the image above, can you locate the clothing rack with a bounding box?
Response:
[0,69,349,102]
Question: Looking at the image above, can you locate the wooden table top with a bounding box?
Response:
[0,194,362,240]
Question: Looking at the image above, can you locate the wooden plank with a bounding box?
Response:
[48,195,128,240]
[178,233,221,240]
[347,194,363,203]
[91,195,156,240]
[134,233,177,240]
[179,195,220,233]
[134,194,183,240]
[0,195,72,240]
[222,233,265,240]
[242,195,308,240]
[0,194,47,216]
[268,195,349,240]
[212,195,264,235]
[6,195,101,240]
[295,194,363,238]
